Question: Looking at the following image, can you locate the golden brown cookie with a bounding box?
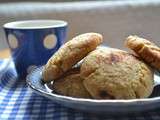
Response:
[42,33,103,82]
[125,35,160,71]
[81,47,154,99]
[51,67,91,98]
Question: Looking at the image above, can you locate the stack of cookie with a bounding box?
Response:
[42,33,160,99]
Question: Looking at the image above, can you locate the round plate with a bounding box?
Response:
[26,66,160,114]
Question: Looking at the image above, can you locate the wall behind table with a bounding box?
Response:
[0,1,160,50]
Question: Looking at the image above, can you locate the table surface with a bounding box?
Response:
[0,49,10,58]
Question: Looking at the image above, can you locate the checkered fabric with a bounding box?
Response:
[0,59,160,120]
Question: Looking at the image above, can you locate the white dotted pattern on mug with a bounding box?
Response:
[43,34,57,49]
[8,34,18,49]
[27,65,37,74]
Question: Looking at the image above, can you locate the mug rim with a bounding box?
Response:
[3,20,68,29]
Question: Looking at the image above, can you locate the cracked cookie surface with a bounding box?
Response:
[51,67,91,98]
[81,47,154,99]
[42,33,103,82]
[125,35,160,71]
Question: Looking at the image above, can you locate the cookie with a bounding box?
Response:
[42,33,103,82]
[125,35,160,71]
[51,67,91,98]
[81,47,154,99]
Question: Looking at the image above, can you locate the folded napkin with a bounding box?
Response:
[0,59,160,120]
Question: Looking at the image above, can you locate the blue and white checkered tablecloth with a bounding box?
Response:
[0,59,160,120]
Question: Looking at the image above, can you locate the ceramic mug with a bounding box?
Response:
[3,20,68,79]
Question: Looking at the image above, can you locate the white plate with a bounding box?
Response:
[26,66,160,114]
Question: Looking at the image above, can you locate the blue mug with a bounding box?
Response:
[3,20,67,79]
